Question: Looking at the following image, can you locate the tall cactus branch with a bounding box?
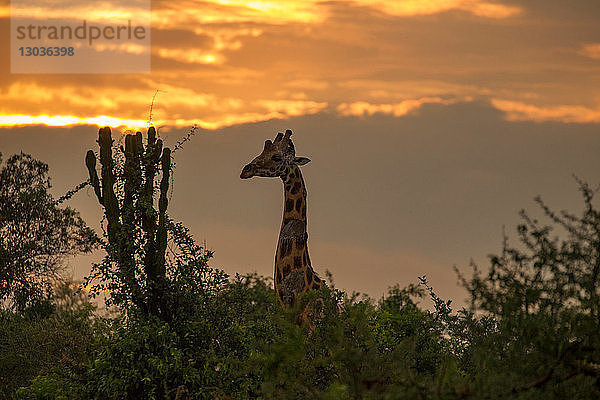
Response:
[85,151,102,205]
[85,126,172,319]
[98,127,121,240]
[156,148,171,275]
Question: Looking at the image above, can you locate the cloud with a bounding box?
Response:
[0,114,148,131]
[351,0,521,18]
[9,2,150,24]
[0,80,327,130]
[151,0,521,28]
[193,27,263,51]
[152,26,264,64]
[0,111,310,131]
[146,0,523,68]
[257,100,328,117]
[337,97,457,117]
[0,82,227,114]
[491,99,600,124]
[578,43,600,60]
[3,0,523,28]
[151,0,325,27]
[93,42,150,55]
[157,48,224,64]
[147,0,521,70]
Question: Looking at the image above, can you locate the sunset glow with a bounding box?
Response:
[491,99,600,124]
[0,115,150,130]
[10,4,151,24]
[353,0,521,18]
[2,0,598,129]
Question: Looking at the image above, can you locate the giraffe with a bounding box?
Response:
[240,129,323,309]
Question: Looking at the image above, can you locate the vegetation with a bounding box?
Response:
[0,130,598,399]
[0,152,96,314]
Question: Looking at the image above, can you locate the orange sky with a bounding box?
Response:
[2,0,600,129]
[1,0,599,303]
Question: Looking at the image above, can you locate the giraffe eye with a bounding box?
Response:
[271,155,282,162]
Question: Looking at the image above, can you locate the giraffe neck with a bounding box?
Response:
[281,164,307,227]
[274,165,322,306]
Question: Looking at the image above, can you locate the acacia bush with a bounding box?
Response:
[0,281,103,399]
[3,143,599,398]
[0,152,96,314]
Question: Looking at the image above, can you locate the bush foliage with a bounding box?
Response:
[1,147,599,399]
[0,152,96,313]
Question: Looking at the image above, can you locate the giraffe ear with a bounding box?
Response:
[294,156,311,166]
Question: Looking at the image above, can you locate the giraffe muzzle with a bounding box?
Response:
[240,164,254,179]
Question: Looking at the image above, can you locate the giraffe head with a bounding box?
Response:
[240,129,310,179]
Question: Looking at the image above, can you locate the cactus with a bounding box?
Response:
[85,126,171,320]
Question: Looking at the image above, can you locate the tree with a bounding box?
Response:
[0,152,96,313]
[458,178,600,397]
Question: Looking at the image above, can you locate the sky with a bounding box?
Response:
[0,0,599,304]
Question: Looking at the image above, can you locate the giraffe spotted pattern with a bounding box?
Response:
[240,130,323,307]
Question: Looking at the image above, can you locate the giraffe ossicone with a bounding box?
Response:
[240,129,323,308]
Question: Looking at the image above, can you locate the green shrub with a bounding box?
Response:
[0,291,100,398]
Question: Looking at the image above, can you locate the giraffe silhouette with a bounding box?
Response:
[240,129,323,309]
